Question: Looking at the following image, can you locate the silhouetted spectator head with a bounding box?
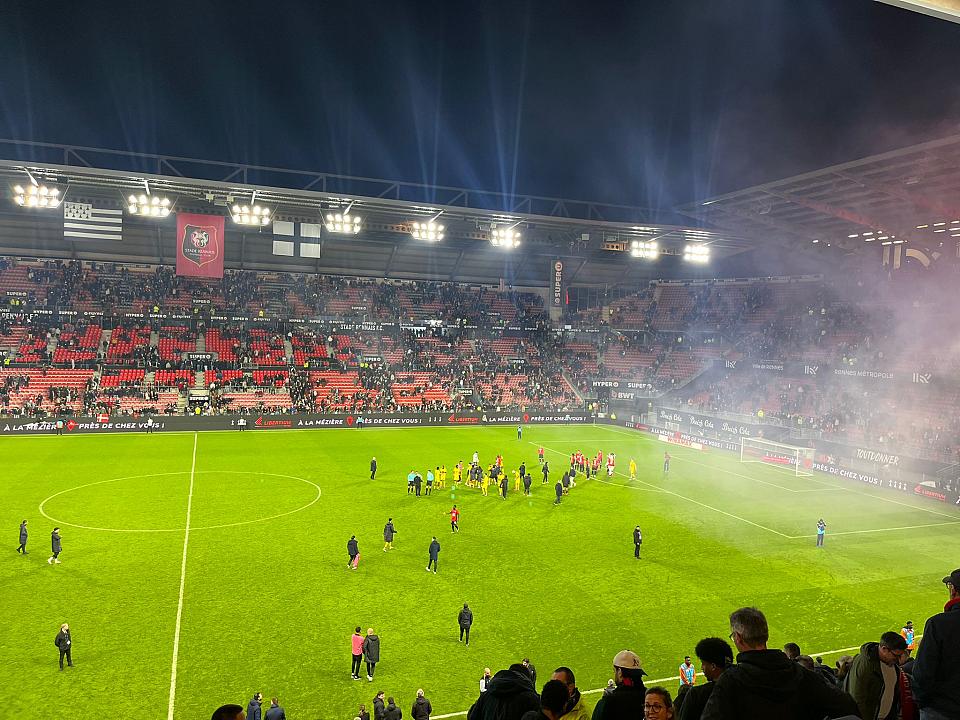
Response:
[211,705,244,720]
[783,642,801,660]
[540,679,570,720]
[694,637,734,681]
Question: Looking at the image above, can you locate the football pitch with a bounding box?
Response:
[2,423,957,719]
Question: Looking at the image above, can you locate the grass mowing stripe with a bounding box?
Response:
[167,433,197,720]
[532,442,792,537]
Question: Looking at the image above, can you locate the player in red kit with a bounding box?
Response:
[538,446,544,463]
[449,505,460,533]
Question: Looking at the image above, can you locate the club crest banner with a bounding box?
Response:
[176,213,225,278]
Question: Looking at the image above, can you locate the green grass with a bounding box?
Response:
[1,424,957,719]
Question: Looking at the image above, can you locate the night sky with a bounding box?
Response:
[1,0,958,217]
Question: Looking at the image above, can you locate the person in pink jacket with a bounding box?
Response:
[351,626,365,680]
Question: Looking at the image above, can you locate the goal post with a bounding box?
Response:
[740,437,815,477]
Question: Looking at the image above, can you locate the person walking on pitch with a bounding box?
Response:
[370,457,377,480]
[449,505,460,533]
[427,536,441,573]
[458,603,473,645]
[663,452,670,476]
[555,479,563,505]
[17,519,27,554]
[633,526,642,559]
[348,535,360,569]
[629,459,637,482]
[48,527,62,564]
[362,628,380,681]
[542,460,550,484]
[383,518,397,551]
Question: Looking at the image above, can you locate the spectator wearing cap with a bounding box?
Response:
[912,568,960,720]
[550,666,591,720]
[591,650,647,720]
[701,606,858,720]
[468,663,540,720]
[845,631,909,720]
[677,638,733,720]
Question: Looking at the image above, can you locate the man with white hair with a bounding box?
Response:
[55,623,72,670]
[411,689,432,720]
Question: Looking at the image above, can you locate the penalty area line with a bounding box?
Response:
[167,432,197,720]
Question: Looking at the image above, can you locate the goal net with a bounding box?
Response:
[740,437,815,477]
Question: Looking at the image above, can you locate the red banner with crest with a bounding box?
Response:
[176,213,225,278]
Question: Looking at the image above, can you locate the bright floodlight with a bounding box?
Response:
[412,220,444,241]
[683,243,710,263]
[127,193,171,217]
[232,204,272,226]
[14,184,61,209]
[630,239,658,259]
[490,226,521,248]
[326,212,362,234]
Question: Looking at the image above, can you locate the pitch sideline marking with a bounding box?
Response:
[529,442,791,537]
[429,639,902,719]
[167,433,197,720]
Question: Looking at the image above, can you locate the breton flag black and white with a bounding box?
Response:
[272,220,322,257]
[63,202,123,241]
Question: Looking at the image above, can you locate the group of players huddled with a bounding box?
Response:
[399,446,642,504]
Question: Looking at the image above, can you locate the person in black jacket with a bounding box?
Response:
[363,628,381,681]
[17,519,27,554]
[468,664,540,720]
[247,693,263,720]
[554,480,563,505]
[591,650,647,720]
[677,638,733,720]
[458,603,474,645]
[412,689,432,720]
[348,535,360,569]
[55,623,73,669]
[633,526,642,559]
[264,697,285,720]
[912,568,960,719]
[541,461,549,484]
[383,519,397,552]
[370,456,377,480]
[427,537,440,573]
[384,696,402,720]
[48,527,62,564]
[373,691,387,720]
[701,607,859,720]
[522,659,537,688]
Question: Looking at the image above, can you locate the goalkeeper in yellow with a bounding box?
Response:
[629,458,637,481]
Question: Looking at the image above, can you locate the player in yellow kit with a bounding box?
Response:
[453,462,462,485]
[438,465,447,488]
[481,471,490,496]
[629,458,637,481]
[513,468,522,492]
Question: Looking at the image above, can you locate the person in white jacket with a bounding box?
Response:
[479,668,493,693]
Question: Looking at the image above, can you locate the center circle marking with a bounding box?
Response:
[38,470,321,533]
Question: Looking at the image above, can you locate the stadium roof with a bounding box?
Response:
[0,139,759,287]
[676,133,960,254]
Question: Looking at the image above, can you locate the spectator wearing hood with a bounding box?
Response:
[468,664,540,720]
